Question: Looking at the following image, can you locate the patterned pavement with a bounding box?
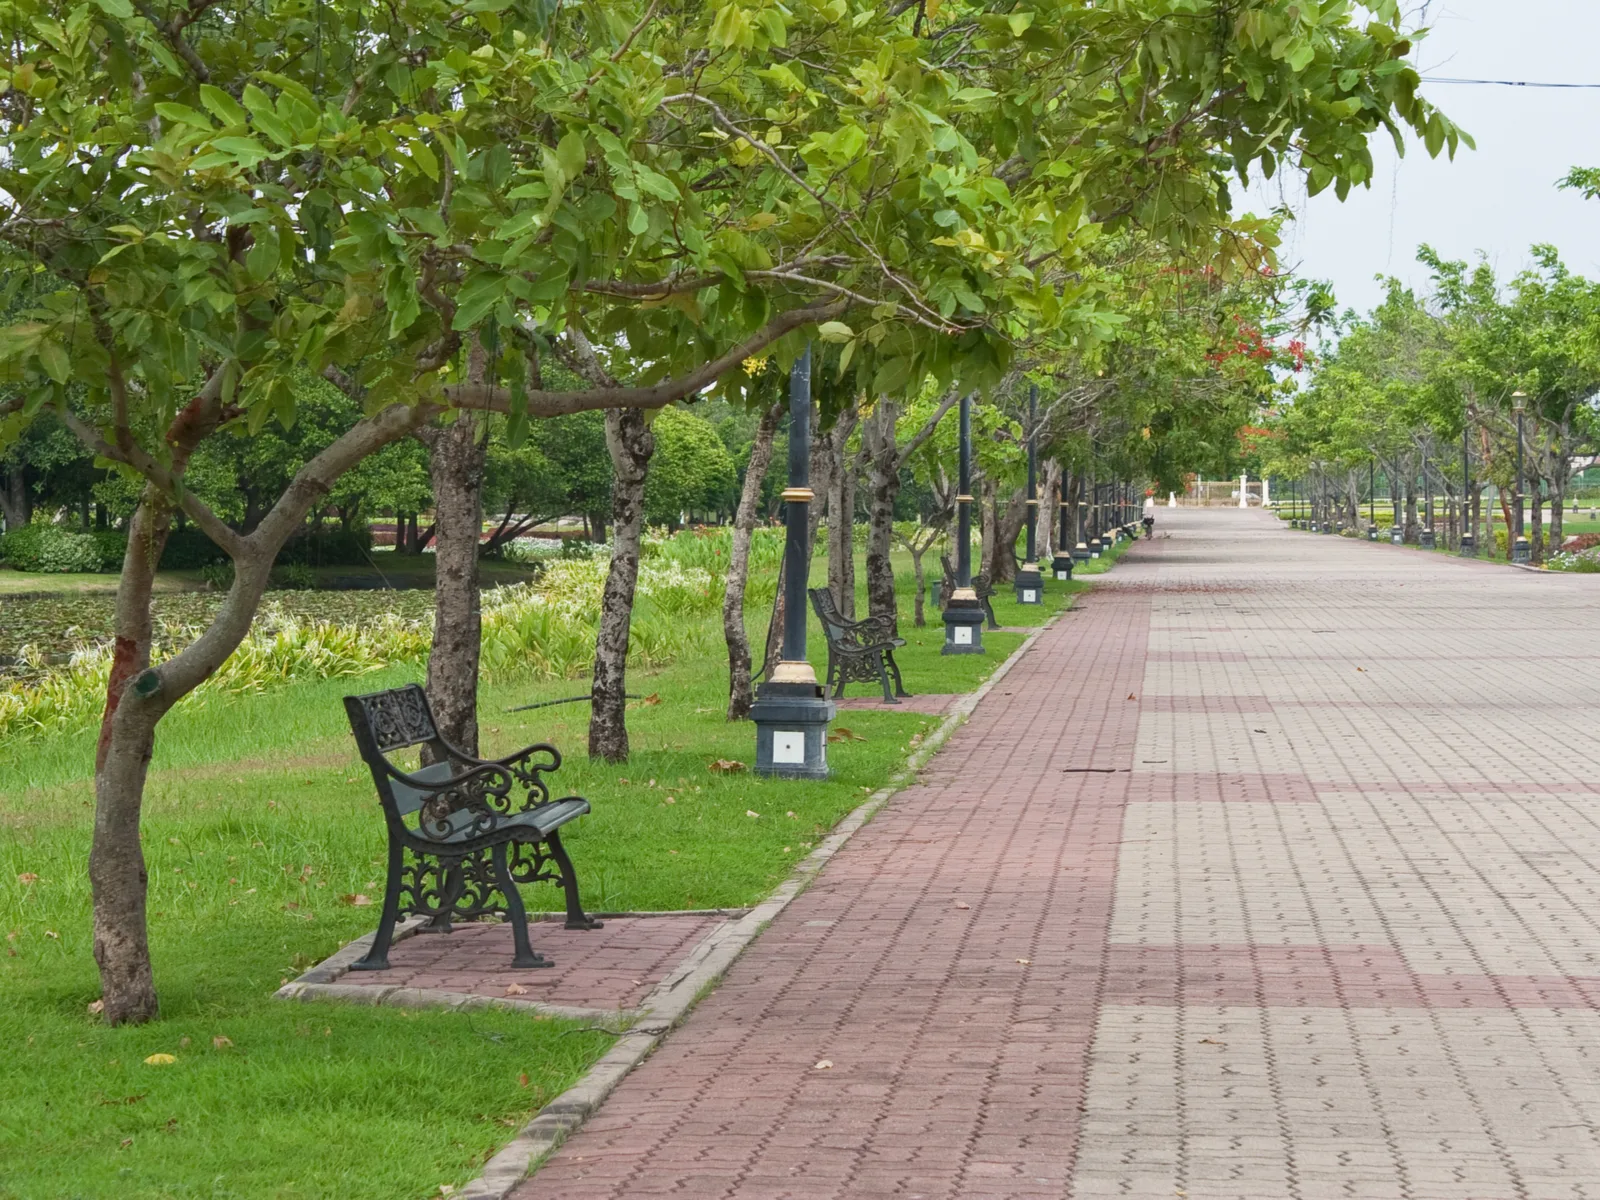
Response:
[511,508,1600,1200]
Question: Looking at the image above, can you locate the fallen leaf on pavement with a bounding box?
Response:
[1016,958,1031,965]
[814,1059,833,1070]
[504,983,528,997]
[954,901,971,910]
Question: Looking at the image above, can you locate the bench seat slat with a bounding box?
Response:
[420,797,591,844]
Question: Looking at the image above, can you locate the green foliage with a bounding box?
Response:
[0,521,105,573]
[644,406,738,526]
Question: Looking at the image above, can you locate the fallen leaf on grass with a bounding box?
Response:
[814,1059,833,1070]
[953,901,971,910]
[709,759,746,774]
[87,999,104,1015]
[212,1036,233,1049]
[746,810,761,819]
[143,1054,176,1066]
[827,726,866,743]
[504,983,528,997]
[16,873,38,885]
[339,893,373,907]
[178,1037,191,1048]
[44,930,58,939]
[518,1073,531,1088]
[119,1138,133,1149]
[642,693,661,705]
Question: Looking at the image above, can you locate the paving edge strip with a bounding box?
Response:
[452,608,1063,1200]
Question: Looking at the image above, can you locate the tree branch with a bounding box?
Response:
[445,299,848,417]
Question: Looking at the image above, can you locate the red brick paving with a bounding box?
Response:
[512,565,1152,1199]
[331,916,719,1011]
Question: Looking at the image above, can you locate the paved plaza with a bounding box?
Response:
[513,508,1600,1199]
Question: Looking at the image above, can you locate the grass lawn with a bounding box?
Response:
[0,540,1124,1200]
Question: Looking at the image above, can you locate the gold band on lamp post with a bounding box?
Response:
[779,487,814,503]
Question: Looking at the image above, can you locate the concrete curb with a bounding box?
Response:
[455,605,1070,1200]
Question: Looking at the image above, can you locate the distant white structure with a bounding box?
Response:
[1168,492,1177,508]
[1262,477,1271,507]
[1239,474,1249,508]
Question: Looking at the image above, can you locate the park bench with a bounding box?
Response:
[939,553,1001,630]
[343,684,601,971]
[808,587,911,703]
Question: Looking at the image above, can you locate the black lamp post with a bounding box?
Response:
[751,345,834,778]
[1389,462,1403,544]
[1087,478,1103,557]
[1016,385,1044,604]
[1420,450,1436,549]
[1460,425,1477,557]
[1367,461,1378,540]
[1052,464,1074,580]
[943,394,985,654]
[1512,392,1530,562]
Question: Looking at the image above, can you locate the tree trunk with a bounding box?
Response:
[995,488,1026,580]
[825,409,858,617]
[979,476,999,580]
[724,402,782,720]
[861,399,901,630]
[909,547,927,627]
[0,465,29,531]
[1039,461,1061,559]
[90,487,175,1026]
[1404,477,1418,543]
[1551,474,1566,552]
[589,408,654,762]
[1530,482,1545,564]
[420,401,488,760]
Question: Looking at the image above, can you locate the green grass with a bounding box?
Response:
[0,544,1116,1199]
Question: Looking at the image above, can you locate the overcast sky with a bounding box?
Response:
[1249,0,1600,322]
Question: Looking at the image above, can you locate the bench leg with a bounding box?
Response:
[875,656,897,704]
[352,838,404,971]
[546,831,603,931]
[494,843,553,969]
[886,651,912,699]
[983,598,999,630]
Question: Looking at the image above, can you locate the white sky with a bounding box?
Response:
[1249,0,1600,321]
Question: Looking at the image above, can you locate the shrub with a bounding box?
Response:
[199,562,235,591]
[275,526,373,567]
[0,523,104,573]
[159,527,230,569]
[270,564,318,590]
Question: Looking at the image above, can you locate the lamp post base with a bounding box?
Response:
[1390,528,1404,545]
[1512,536,1531,564]
[1367,525,1379,541]
[751,679,835,780]
[1070,543,1090,563]
[1088,537,1102,558]
[1051,553,1074,581]
[942,600,986,655]
[1419,529,1436,549]
[1460,533,1477,558]
[1014,563,1043,604]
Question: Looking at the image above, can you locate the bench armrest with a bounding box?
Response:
[385,760,517,840]
[437,740,562,813]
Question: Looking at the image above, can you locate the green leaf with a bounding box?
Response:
[36,339,70,384]
[154,103,212,129]
[555,130,587,182]
[816,320,854,343]
[93,0,134,18]
[199,84,247,127]
[410,138,440,181]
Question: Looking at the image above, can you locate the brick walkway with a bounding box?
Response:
[511,509,1600,1200]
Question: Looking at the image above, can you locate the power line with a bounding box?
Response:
[1422,75,1600,89]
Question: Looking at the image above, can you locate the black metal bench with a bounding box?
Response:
[939,553,1000,629]
[343,684,600,971]
[808,587,911,703]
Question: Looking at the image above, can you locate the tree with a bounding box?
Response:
[645,406,737,528]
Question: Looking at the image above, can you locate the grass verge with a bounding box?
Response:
[0,544,1118,1199]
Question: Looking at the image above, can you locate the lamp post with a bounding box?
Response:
[1460,425,1477,556]
[1420,450,1436,549]
[1512,392,1530,562]
[943,394,985,654]
[751,345,834,778]
[1052,466,1074,580]
[1016,385,1043,604]
[1366,461,1377,540]
[1087,477,1102,558]
[1390,461,1403,544]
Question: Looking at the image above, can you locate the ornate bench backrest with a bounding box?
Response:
[808,587,852,647]
[344,685,456,821]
